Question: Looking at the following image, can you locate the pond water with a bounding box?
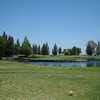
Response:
[31,61,100,68]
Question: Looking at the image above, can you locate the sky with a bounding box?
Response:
[0,0,100,52]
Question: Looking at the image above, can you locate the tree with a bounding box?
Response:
[96,41,100,56]
[5,35,14,56]
[63,49,72,55]
[76,48,81,55]
[45,43,49,55]
[41,43,49,55]
[71,46,76,55]
[52,44,58,55]
[86,44,93,56]
[63,47,81,55]
[32,44,35,54]
[37,45,41,55]
[86,41,97,56]
[0,36,5,58]
[20,36,32,56]
[32,44,38,54]
[2,32,7,40]
[71,46,81,55]
[58,47,62,55]
[2,32,8,56]
[14,39,20,55]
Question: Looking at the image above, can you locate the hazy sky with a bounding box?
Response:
[0,0,100,51]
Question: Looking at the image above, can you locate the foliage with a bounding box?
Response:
[58,47,62,55]
[71,46,81,55]
[2,32,8,56]
[0,36,5,57]
[86,43,93,56]
[96,41,100,56]
[41,43,49,55]
[32,44,38,54]
[14,39,20,55]
[20,36,32,56]
[64,46,81,55]
[52,43,58,55]
[86,40,97,56]
[37,45,41,55]
[5,35,14,57]
[0,32,100,57]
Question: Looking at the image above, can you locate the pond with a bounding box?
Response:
[31,61,100,68]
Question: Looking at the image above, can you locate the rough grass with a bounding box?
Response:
[30,55,100,61]
[0,60,100,100]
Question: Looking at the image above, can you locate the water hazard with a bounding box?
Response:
[31,61,100,67]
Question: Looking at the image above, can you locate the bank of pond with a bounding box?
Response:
[21,56,100,67]
[1,55,100,68]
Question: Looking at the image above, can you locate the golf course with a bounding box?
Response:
[0,0,100,99]
[0,60,100,100]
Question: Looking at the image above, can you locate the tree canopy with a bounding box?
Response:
[0,32,100,57]
[20,36,32,57]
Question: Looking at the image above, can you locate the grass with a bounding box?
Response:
[30,55,100,61]
[0,60,100,100]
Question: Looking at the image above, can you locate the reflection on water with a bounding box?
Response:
[86,61,100,67]
[31,61,100,67]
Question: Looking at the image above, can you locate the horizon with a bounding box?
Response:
[0,0,100,52]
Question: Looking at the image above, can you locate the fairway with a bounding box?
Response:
[0,61,100,100]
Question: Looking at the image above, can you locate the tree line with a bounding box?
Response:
[0,32,100,58]
[0,32,52,57]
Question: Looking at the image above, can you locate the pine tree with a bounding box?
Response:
[32,44,35,54]
[0,36,5,58]
[41,43,49,55]
[2,32,8,56]
[37,45,41,55]
[2,32,7,40]
[45,43,49,55]
[41,43,46,55]
[52,44,58,55]
[14,39,20,55]
[20,36,32,56]
[32,44,38,54]
[6,36,14,56]
[58,47,62,55]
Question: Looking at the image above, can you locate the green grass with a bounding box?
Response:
[30,55,100,61]
[0,60,100,100]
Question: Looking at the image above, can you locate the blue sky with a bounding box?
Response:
[0,0,100,51]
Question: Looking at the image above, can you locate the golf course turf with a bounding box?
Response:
[0,60,100,100]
